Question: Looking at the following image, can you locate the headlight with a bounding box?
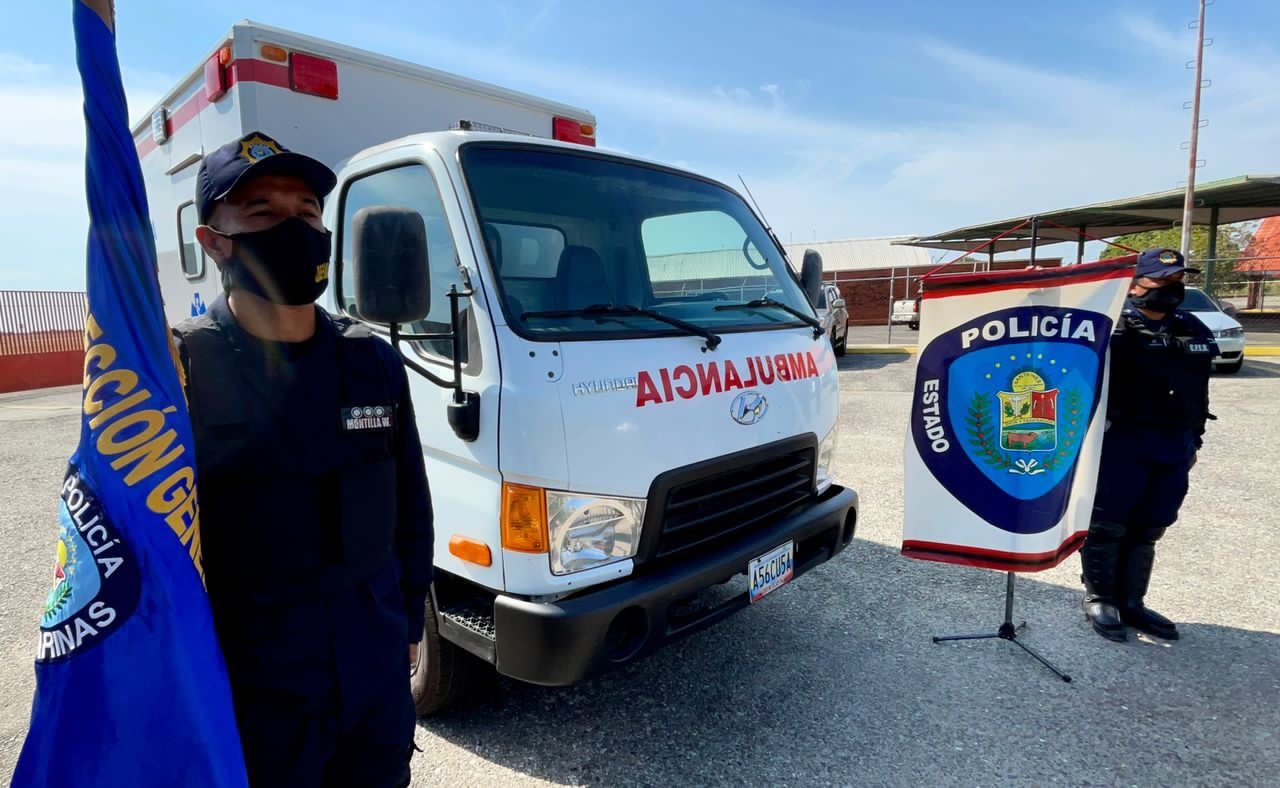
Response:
[546,492,645,575]
[816,428,838,493]
[1214,327,1244,339]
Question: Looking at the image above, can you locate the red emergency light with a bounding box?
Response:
[290,52,339,100]
[203,45,232,102]
[553,117,596,147]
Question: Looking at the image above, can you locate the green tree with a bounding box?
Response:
[1098,223,1255,294]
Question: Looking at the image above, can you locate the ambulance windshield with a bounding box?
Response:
[460,144,815,341]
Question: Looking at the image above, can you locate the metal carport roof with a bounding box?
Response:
[897,174,1280,254]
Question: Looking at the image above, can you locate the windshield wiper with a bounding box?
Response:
[714,297,824,338]
[522,304,722,350]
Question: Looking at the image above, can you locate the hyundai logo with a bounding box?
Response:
[730,391,768,425]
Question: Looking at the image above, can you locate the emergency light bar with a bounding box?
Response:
[203,45,232,102]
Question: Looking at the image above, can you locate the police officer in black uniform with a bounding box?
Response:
[177,132,433,786]
[1081,247,1215,642]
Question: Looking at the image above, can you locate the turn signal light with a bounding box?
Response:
[501,483,548,553]
[260,44,289,63]
[449,536,493,567]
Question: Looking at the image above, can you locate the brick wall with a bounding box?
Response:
[827,259,1063,325]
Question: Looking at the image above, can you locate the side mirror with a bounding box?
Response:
[352,206,430,324]
[831,298,845,310]
[801,249,824,306]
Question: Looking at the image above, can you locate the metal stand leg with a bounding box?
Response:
[932,572,1072,683]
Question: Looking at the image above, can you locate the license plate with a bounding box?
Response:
[748,541,794,604]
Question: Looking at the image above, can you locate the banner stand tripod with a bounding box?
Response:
[933,571,1072,682]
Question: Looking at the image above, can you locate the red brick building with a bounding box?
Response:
[1239,217,1280,309]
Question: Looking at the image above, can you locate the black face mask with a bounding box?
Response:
[1130,280,1185,314]
[215,217,332,306]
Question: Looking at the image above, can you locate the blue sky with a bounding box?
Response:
[3,0,1279,290]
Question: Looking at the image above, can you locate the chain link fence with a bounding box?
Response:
[1192,255,1280,334]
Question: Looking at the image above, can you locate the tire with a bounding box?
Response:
[1220,357,1243,375]
[410,592,478,716]
[909,322,919,331]
[833,329,847,357]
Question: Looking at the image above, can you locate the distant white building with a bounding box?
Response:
[643,236,936,291]
[782,236,933,273]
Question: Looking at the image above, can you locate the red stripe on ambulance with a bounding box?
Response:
[134,59,290,160]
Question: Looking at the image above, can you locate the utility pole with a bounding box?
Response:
[1180,0,1208,258]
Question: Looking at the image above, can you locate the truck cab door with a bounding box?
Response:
[327,147,503,589]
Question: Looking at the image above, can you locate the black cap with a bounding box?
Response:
[196,131,337,224]
[1135,247,1200,279]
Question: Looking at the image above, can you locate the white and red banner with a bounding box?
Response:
[902,258,1135,571]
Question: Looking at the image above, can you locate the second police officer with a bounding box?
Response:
[1081,247,1216,643]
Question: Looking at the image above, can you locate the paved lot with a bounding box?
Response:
[2,357,1278,786]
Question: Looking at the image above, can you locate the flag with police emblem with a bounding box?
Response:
[902,258,1135,571]
[13,4,247,786]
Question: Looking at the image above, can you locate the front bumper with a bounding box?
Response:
[1212,336,1245,364]
[491,485,858,686]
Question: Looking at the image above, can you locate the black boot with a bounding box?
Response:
[1120,528,1179,640]
[1080,522,1127,642]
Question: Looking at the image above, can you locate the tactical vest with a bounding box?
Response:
[176,307,400,611]
[1106,308,1215,433]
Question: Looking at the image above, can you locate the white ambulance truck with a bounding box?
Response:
[134,21,859,713]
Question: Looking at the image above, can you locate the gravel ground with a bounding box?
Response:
[1,358,1278,787]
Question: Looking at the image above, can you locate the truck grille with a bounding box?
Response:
[645,439,816,561]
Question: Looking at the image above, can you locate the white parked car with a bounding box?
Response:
[1183,287,1246,374]
[815,283,849,356]
[890,296,920,330]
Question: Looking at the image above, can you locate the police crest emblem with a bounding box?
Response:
[238,134,282,163]
[38,467,140,661]
[911,305,1112,535]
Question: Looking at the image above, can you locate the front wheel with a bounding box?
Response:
[833,329,847,357]
[410,592,478,716]
[1219,357,1244,375]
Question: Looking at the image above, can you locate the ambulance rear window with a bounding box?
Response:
[177,202,204,280]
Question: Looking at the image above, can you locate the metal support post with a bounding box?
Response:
[1205,205,1220,294]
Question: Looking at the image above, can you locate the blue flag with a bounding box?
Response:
[13,4,247,785]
